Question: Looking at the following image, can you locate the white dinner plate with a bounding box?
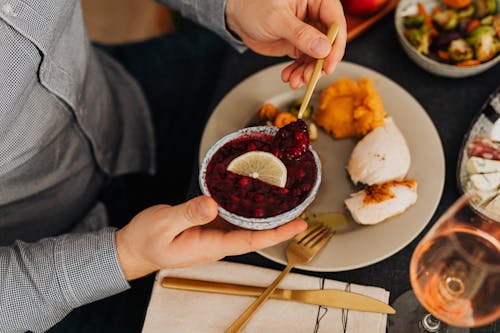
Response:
[199,61,445,272]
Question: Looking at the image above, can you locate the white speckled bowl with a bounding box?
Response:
[395,0,500,78]
[199,126,322,230]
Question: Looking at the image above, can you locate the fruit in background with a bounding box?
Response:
[341,0,389,16]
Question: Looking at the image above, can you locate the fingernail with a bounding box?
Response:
[310,37,330,57]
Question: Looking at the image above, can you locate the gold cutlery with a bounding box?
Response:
[225,223,335,333]
[161,277,396,314]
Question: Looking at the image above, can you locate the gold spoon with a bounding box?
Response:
[297,23,339,119]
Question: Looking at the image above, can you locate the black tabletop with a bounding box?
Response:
[196,13,499,333]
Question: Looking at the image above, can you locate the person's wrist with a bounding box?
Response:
[115,229,157,281]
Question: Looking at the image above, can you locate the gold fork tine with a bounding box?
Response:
[311,229,336,249]
[225,223,335,333]
[301,226,330,247]
[294,223,323,241]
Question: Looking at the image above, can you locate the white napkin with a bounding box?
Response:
[141,261,390,333]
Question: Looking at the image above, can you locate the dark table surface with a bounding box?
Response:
[195,12,499,333]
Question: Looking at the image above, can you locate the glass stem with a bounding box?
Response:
[420,313,442,332]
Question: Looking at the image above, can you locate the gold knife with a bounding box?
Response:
[161,277,395,314]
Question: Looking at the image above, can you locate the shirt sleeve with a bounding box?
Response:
[157,0,247,52]
[0,227,130,333]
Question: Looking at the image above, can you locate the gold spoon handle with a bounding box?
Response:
[297,24,339,120]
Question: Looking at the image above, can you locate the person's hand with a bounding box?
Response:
[115,195,307,280]
[226,0,347,89]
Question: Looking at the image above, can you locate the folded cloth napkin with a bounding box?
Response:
[141,261,390,333]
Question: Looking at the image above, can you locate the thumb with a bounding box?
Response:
[281,17,332,59]
[167,195,219,235]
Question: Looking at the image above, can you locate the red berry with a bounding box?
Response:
[238,177,250,186]
[296,169,306,179]
[253,208,265,217]
[254,193,265,202]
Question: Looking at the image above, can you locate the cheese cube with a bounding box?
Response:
[466,157,500,174]
[485,193,500,217]
[470,172,500,192]
[490,118,500,142]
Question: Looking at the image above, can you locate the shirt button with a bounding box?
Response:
[2,3,17,17]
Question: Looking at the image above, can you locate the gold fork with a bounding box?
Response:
[225,223,335,333]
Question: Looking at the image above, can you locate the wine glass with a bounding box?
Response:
[388,193,500,332]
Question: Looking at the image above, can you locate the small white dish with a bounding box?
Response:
[199,126,322,230]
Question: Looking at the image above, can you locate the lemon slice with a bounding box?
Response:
[227,151,287,188]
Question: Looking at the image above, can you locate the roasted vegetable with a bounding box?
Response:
[492,14,500,36]
[475,0,497,18]
[288,99,313,120]
[433,9,459,30]
[481,14,494,24]
[475,33,500,61]
[273,112,297,128]
[455,59,482,65]
[458,4,476,18]
[403,15,425,28]
[441,0,472,8]
[404,0,499,67]
[258,103,279,122]
[406,26,432,54]
[437,49,451,61]
[433,31,462,48]
[308,123,318,141]
[466,18,482,33]
[448,38,474,61]
[467,25,496,46]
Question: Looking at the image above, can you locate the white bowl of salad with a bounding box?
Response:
[395,0,500,77]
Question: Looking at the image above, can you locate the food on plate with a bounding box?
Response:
[458,88,500,216]
[484,191,500,214]
[273,112,298,128]
[251,76,417,226]
[312,77,386,139]
[258,103,279,123]
[464,155,500,203]
[467,136,500,160]
[490,118,500,141]
[344,180,418,224]
[204,121,318,218]
[256,101,318,140]
[301,211,349,228]
[475,0,498,17]
[308,122,319,140]
[466,155,500,173]
[441,0,472,8]
[401,0,500,66]
[288,98,313,119]
[347,117,411,185]
[469,172,500,191]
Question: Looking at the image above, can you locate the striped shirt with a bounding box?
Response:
[0,0,242,332]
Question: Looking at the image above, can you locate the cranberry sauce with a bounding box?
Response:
[205,132,317,218]
[272,119,310,160]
